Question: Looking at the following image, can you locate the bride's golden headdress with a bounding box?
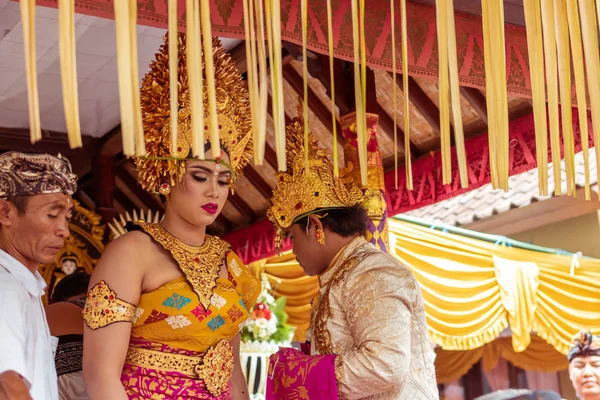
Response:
[135,33,252,195]
[267,107,364,246]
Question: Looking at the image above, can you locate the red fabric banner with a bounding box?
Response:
[29,0,554,102]
[225,109,594,264]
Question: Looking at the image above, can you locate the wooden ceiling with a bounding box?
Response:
[0,38,533,236]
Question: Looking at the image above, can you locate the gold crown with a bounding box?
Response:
[267,107,364,244]
[135,33,252,194]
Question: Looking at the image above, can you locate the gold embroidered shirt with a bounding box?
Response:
[307,237,439,400]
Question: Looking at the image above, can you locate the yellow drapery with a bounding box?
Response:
[248,252,318,342]
[389,218,600,355]
[435,334,569,384]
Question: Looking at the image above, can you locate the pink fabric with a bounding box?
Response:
[266,348,338,400]
[121,338,232,400]
[121,364,231,400]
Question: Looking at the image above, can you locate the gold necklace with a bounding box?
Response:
[136,222,230,309]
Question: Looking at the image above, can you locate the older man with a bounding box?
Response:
[0,152,77,400]
[569,331,600,400]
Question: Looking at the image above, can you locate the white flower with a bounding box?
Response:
[165,315,192,329]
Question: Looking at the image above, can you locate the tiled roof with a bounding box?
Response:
[404,149,598,226]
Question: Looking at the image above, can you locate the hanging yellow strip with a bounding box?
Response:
[200,2,220,160]
[58,0,82,148]
[446,0,467,188]
[301,0,310,169]
[579,0,600,196]
[480,0,497,189]
[359,0,367,158]
[359,0,368,174]
[114,0,135,155]
[271,0,287,171]
[128,0,145,156]
[553,0,574,196]
[243,0,257,161]
[390,0,398,188]
[540,0,562,196]
[327,0,339,178]
[264,0,278,167]
[436,0,451,185]
[351,0,367,187]
[400,0,412,190]
[493,0,509,190]
[255,0,269,165]
[168,0,179,158]
[565,0,591,200]
[187,0,204,158]
[20,0,41,144]
[523,0,549,195]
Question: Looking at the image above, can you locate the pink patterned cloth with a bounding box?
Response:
[120,338,231,400]
[266,348,338,400]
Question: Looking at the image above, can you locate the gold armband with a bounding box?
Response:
[83,281,137,329]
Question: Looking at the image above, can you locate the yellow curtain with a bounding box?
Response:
[248,252,319,341]
[389,218,600,355]
[435,334,569,384]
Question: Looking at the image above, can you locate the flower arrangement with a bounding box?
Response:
[241,273,294,344]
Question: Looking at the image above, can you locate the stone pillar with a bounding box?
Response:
[339,112,390,253]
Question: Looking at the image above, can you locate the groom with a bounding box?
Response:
[265,114,438,399]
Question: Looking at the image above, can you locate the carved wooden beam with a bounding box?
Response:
[365,69,415,156]
[0,127,98,178]
[391,73,441,136]
[313,54,351,115]
[228,193,257,220]
[116,164,165,213]
[460,86,488,125]
[113,187,137,212]
[282,63,345,146]
[243,165,274,200]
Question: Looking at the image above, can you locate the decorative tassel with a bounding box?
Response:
[20,0,41,144]
[266,0,286,171]
[327,0,339,178]
[128,0,145,157]
[481,0,509,190]
[391,0,398,188]
[59,0,82,148]
[523,0,549,196]
[351,0,368,187]
[565,0,591,200]
[114,0,136,156]
[301,0,310,169]
[200,1,220,160]
[187,0,204,157]
[446,0,467,188]
[243,0,257,161]
[553,0,575,196]
[400,0,412,190]
[540,0,562,195]
[436,0,452,185]
[577,0,600,197]
[255,0,269,164]
[168,0,178,158]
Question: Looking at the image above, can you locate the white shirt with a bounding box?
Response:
[0,249,58,400]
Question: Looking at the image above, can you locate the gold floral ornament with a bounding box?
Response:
[266,107,364,248]
[195,339,234,396]
[83,280,137,329]
[135,33,252,195]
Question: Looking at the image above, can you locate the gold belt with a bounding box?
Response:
[125,339,234,397]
